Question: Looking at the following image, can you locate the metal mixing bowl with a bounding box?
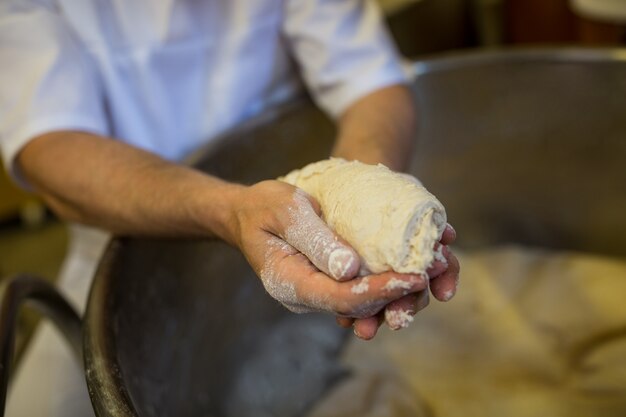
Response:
[84,48,626,417]
[2,48,624,417]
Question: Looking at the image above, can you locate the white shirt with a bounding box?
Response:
[0,0,407,182]
[2,4,408,415]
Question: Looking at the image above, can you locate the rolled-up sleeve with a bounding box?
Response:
[0,2,107,186]
[283,0,409,118]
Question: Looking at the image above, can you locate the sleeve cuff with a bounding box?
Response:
[315,57,411,118]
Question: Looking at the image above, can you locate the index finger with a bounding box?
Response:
[331,271,429,318]
[274,250,428,317]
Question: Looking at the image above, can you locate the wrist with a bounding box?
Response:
[190,177,247,245]
[333,85,416,172]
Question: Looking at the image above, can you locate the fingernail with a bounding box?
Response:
[447,223,457,237]
[353,326,362,338]
[329,247,357,280]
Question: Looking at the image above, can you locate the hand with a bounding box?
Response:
[335,224,460,340]
[228,180,428,316]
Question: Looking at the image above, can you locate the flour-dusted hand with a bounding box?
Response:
[226,180,429,316]
[280,158,447,276]
[281,158,460,340]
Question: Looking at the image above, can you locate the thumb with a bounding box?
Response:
[280,188,360,281]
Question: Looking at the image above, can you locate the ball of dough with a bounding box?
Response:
[280,158,447,276]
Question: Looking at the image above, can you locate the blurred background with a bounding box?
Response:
[1,0,626,362]
[383,0,626,57]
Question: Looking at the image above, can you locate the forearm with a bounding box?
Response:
[17,130,243,240]
[332,84,416,171]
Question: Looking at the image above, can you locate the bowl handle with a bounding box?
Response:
[0,274,82,416]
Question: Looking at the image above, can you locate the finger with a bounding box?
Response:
[384,293,418,330]
[260,246,350,313]
[440,223,457,245]
[416,288,430,311]
[336,316,354,328]
[333,272,429,318]
[427,243,449,278]
[430,251,460,302]
[353,315,383,340]
[281,189,360,281]
[256,237,317,311]
[262,240,428,317]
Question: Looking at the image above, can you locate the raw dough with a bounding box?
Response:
[280,158,447,276]
[308,247,626,417]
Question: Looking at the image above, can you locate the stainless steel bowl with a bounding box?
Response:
[81,48,626,416]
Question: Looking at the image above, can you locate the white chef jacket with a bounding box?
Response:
[0,0,408,185]
[1,4,408,415]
